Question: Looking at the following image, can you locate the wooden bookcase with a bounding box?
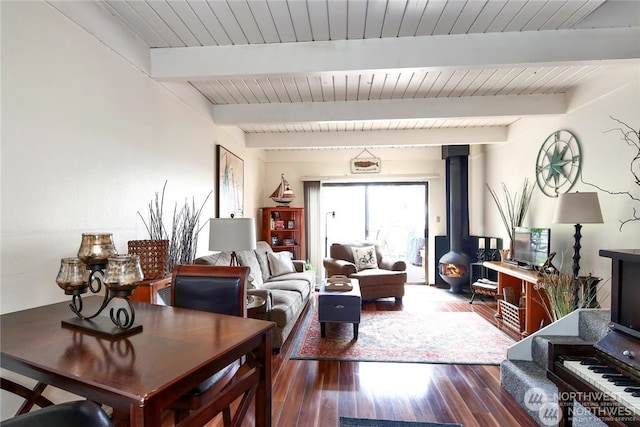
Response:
[260,207,305,260]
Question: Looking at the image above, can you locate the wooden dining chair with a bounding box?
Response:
[168,264,259,427]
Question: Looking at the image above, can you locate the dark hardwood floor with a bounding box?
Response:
[186,284,536,427]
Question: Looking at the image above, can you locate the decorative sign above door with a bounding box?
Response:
[350,148,381,174]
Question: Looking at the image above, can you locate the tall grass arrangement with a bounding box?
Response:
[167,195,210,269]
[533,254,607,322]
[137,182,211,273]
[535,271,577,322]
[139,181,168,240]
[486,178,534,241]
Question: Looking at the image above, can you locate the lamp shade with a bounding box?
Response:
[209,218,257,252]
[553,192,604,224]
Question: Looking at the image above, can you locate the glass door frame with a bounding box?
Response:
[321,181,429,263]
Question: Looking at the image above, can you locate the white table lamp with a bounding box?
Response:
[209,217,257,266]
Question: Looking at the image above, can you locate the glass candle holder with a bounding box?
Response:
[103,254,143,296]
[56,257,88,295]
[77,233,117,267]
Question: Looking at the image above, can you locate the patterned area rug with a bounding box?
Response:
[291,305,515,365]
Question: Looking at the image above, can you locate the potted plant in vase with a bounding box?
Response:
[129,183,170,280]
[486,178,534,259]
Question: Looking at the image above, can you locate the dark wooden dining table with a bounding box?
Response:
[0,296,274,426]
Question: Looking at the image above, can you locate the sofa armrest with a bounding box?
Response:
[323,258,357,276]
[292,260,306,272]
[379,258,407,271]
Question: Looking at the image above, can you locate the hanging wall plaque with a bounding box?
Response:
[350,148,381,174]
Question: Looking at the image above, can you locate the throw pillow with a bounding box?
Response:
[267,251,295,277]
[246,274,258,290]
[351,246,378,271]
[255,242,273,283]
[236,249,263,289]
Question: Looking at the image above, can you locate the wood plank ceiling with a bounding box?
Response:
[58,0,640,148]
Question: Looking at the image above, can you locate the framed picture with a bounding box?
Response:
[272,211,281,220]
[216,145,244,218]
[271,236,279,246]
[287,220,295,229]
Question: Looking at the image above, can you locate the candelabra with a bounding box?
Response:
[476,247,486,263]
[57,233,144,337]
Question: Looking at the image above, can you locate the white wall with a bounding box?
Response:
[0,1,257,314]
[482,66,640,306]
[0,2,266,417]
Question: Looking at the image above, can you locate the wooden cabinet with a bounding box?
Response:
[484,261,551,337]
[260,207,305,260]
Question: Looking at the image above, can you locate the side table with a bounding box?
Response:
[247,295,266,318]
[129,276,171,304]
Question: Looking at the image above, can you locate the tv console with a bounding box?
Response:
[483,261,552,337]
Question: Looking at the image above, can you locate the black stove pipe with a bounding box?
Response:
[443,145,470,248]
[439,145,471,293]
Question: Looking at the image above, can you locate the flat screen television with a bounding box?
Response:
[512,227,551,269]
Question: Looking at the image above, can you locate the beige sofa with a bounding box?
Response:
[323,242,407,301]
[195,241,315,352]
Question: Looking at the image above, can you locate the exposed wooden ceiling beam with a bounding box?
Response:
[245,127,508,149]
[151,27,640,80]
[213,94,565,125]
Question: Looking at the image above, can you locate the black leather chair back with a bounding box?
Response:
[1,400,114,427]
[171,265,249,317]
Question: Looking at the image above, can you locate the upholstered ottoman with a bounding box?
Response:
[351,269,406,301]
[318,279,361,339]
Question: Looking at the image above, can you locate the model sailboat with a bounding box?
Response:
[270,173,295,206]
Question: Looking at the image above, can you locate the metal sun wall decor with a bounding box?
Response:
[535,130,582,198]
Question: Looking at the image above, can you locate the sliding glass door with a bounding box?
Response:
[322,183,427,264]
